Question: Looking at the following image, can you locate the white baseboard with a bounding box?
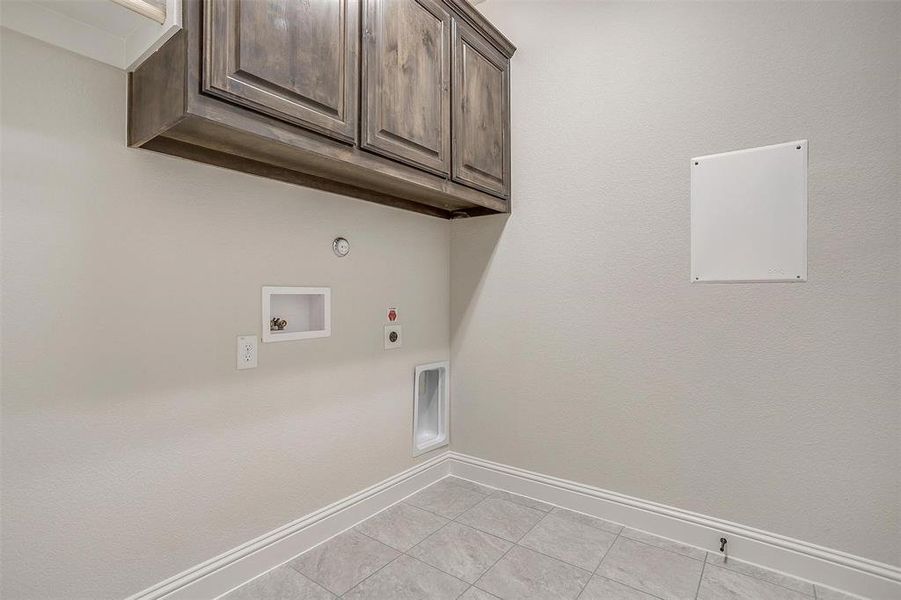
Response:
[127,450,900,600]
[447,452,901,600]
[126,453,450,600]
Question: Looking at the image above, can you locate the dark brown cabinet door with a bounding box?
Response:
[452,19,510,198]
[203,0,358,143]
[362,0,451,175]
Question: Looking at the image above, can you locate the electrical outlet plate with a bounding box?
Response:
[237,335,258,369]
[384,325,402,350]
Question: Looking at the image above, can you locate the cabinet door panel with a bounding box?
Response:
[452,20,510,198]
[204,0,358,142]
[362,0,451,175]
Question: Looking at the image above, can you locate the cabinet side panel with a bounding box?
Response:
[128,30,188,147]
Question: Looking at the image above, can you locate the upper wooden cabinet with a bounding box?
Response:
[203,0,359,142]
[452,19,510,198]
[362,0,451,175]
[129,0,515,218]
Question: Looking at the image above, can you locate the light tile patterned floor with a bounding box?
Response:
[221,477,867,600]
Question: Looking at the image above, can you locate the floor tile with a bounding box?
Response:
[221,566,335,600]
[814,586,866,599]
[237,481,850,600]
[519,512,617,571]
[445,477,496,495]
[551,507,623,534]
[706,552,814,595]
[289,530,399,595]
[489,489,553,512]
[460,587,500,599]
[578,575,659,599]
[597,537,703,600]
[456,497,545,542]
[476,546,591,600]
[406,479,488,519]
[343,555,468,600]
[620,527,706,560]
[355,503,448,551]
[698,563,812,600]
[408,521,513,583]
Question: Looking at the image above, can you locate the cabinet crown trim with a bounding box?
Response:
[445,0,516,57]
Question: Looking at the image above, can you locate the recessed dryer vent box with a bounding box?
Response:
[691,140,808,283]
[413,362,448,456]
[262,286,331,342]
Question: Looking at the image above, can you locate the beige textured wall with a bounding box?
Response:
[452,1,901,566]
[0,30,450,600]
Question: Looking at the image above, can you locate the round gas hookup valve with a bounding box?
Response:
[332,237,350,257]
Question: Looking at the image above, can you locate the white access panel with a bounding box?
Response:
[691,140,808,283]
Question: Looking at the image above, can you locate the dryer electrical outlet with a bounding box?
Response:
[384,325,403,349]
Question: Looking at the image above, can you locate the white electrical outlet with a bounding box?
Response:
[384,325,402,349]
[237,335,258,369]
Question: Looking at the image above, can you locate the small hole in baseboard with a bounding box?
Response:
[796,145,801,150]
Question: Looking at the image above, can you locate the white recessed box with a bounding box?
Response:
[262,287,331,342]
[413,362,449,456]
[691,140,808,283]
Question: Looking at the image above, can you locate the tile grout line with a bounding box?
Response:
[468,502,554,596]
[402,518,455,557]
[337,530,406,598]
[694,555,707,600]
[398,524,490,592]
[514,511,598,598]
[706,552,818,597]
[576,527,622,600]
[596,534,707,600]
[353,493,514,597]
[471,537,519,596]
[407,500,601,593]
[616,533,707,563]
[592,527,622,575]
[588,524,704,600]
[450,495,637,598]
[287,475,468,597]
[401,553,471,597]
[344,524,475,597]
[619,529,706,562]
